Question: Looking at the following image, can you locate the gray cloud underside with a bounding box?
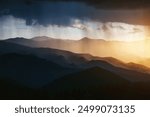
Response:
[0,0,150,26]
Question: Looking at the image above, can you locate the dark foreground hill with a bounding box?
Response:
[1,67,150,100]
[38,67,150,100]
[43,67,130,100]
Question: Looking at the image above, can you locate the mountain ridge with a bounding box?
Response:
[1,39,150,99]
[4,36,150,64]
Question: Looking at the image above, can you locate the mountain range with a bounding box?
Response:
[5,36,150,65]
[0,37,150,99]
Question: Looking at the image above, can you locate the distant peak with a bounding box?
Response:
[31,36,52,41]
[80,37,106,42]
[81,37,91,41]
[6,37,28,41]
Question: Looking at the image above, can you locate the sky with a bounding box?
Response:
[0,0,150,41]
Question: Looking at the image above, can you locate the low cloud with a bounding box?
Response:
[0,15,147,41]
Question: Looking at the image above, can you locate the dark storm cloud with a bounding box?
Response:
[0,0,92,26]
[83,0,150,9]
[47,0,150,9]
[0,0,150,26]
[1,0,150,9]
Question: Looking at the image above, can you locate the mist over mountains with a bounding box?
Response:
[5,36,150,65]
[0,37,150,99]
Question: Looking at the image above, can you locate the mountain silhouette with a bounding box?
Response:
[1,40,150,82]
[43,67,150,100]
[139,59,150,68]
[0,53,73,88]
[0,41,88,68]
[4,36,150,65]
[42,67,130,99]
[2,38,150,73]
[82,60,150,82]
[1,38,150,99]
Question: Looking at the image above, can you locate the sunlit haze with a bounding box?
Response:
[0,1,150,67]
[0,15,149,41]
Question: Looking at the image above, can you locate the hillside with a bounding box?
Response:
[44,67,150,100]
